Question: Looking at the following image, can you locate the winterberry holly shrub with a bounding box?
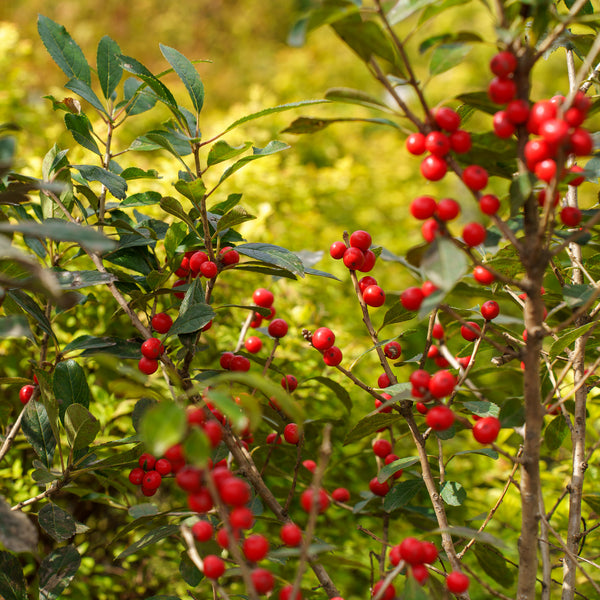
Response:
[1,2,600,600]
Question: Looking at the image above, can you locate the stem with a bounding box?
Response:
[0,406,26,465]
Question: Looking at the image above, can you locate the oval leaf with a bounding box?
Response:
[39,545,81,600]
[38,503,76,542]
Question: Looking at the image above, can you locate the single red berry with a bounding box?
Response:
[359,276,378,293]
[175,255,190,277]
[428,345,439,359]
[19,384,35,405]
[461,321,481,341]
[155,458,172,476]
[280,523,302,546]
[323,346,343,366]
[281,374,298,392]
[220,352,234,369]
[432,322,444,339]
[568,165,585,187]
[524,139,553,169]
[535,158,557,183]
[401,287,424,311]
[488,76,516,104]
[188,488,214,513]
[421,218,439,242]
[400,537,425,565]
[266,432,282,444]
[436,198,460,221]
[284,423,300,444]
[329,241,347,259]
[372,580,395,600]
[279,584,302,600]
[151,312,173,334]
[434,107,460,132]
[573,90,591,113]
[410,195,437,220]
[569,127,593,156]
[245,336,263,354]
[369,477,390,497]
[473,265,495,285]
[540,118,570,145]
[302,459,316,472]
[219,246,240,265]
[493,110,515,138]
[128,467,144,485]
[342,247,365,270]
[421,541,438,564]
[449,129,472,153]
[349,230,372,251]
[189,251,208,273]
[220,476,250,507]
[425,131,450,157]
[462,222,486,247]
[420,154,447,181]
[251,568,275,595]
[411,564,429,585]
[426,405,455,430]
[141,487,157,497]
[203,420,223,447]
[505,99,529,124]
[446,571,470,594]
[192,520,213,542]
[141,337,164,359]
[561,206,582,227]
[564,106,585,127]
[176,466,203,493]
[480,194,500,215]
[389,544,402,566]
[138,357,159,375]
[377,372,391,388]
[268,318,288,338]
[253,288,275,308]
[462,165,489,191]
[490,51,517,77]
[358,249,377,272]
[332,487,350,502]
[372,438,392,458]
[199,260,218,278]
[312,327,335,351]
[203,555,225,579]
[384,341,402,359]
[230,355,251,372]
[415,401,428,413]
[300,488,329,513]
[421,280,438,296]
[429,370,456,398]
[527,100,558,134]
[142,470,162,490]
[216,527,233,549]
[473,416,501,444]
[410,369,431,393]
[406,132,426,155]
[363,285,385,307]
[481,300,500,320]
[243,534,270,562]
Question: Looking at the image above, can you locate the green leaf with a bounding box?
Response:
[132,132,192,163]
[378,456,420,482]
[324,87,392,111]
[65,403,100,450]
[21,400,56,468]
[174,178,206,205]
[421,237,467,292]
[123,78,158,115]
[383,480,424,512]
[170,302,215,336]
[440,481,466,506]
[312,376,352,413]
[179,551,204,587]
[128,504,159,519]
[379,302,415,331]
[53,359,91,423]
[54,270,117,290]
[0,497,39,553]
[544,415,568,451]
[344,413,402,445]
[8,289,57,343]
[461,400,500,417]
[0,314,33,341]
[64,78,107,116]
[282,116,400,134]
[116,524,180,559]
[120,167,160,181]
[64,113,101,155]
[448,448,499,464]
[97,35,122,100]
[419,31,482,53]
[236,243,304,277]
[160,196,198,232]
[87,444,144,469]
[207,140,252,166]
[388,0,440,24]
[549,322,597,359]
[39,545,81,600]
[216,206,256,233]
[120,191,162,207]
[182,427,211,468]
[402,575,430,599]
[38,503,76,542]
[160,44,205,114]
[139,401,186,457]
[582,493,600,513]
[74,165,127,200]
[563,283,596,310]
[0,551,27,600]
[473,544,515,587]
[499,396,525,428]
[509,172,535,216]
[117,55,177,107]
[219,141,290,184]
[37,15,91,85]
[429,43,472,75]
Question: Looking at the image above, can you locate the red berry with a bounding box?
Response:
[349,230,372,251]
[175,255,190,277]
[420,154,447,181]
[565,107,585,127]
[462,165,489,191]
[480,194,500,215]
[377,372,391,388]
[384,341,401,359]
[243,534,269,562]
[490,51,517,77]
[176,466,202,492]
[432,322,444,339]
[426,405,455,430]
[138,357,159,375]
[372,580,395,600]
[410,195,437,220]
[203,555,225,579]
[434,107,460,132]
[429,370,455,398]
[421,280,438,296]
[266,432,281,444]
[488,76,516,104]
[568,165,585,187]
[279,584,302,600]
[449,129,472,153]
[493,110,515,138]
[251,568,275,594]
[462,222,486,247]
[425,131,450,157]
[220,476,250,507]
[203,420,223,447]
[524,139,553,169]
[481,300,500,320]
[527,100,557,134]
[192,519,213,542]
[410,369,431,392]
[421,218,439,242]
[245,336,263,353]
[141,337,164,359]
[535,159,557,183]
[372,438,392,458]
[569,127,593,156]
[539,118,570,145]
[151,312,173,334]
[323,346,343,366]
[505,99,529,124]
[332,487,350,502]
[253,288,274,308]
[155,458,172,476]
[268,318,288,338]
[415,401,428,413]
[573,90,591,113]
[19,384,35,405]
[219,246,240,265]
[369,477,390,497]
[220,351,234,369]
[188,488,214,513]
[400,537,425,565]
[129,467,144,485]
[473,416,501,444]
[363,285,385,307]
[343,247,365,270]
[329,241,347,259]
[189,251,208,273]
[446,571,470,594]
[461,321,481,341]
[284,423,300,444]
[142,470,162,490]
[473,265,495,285]
[406,132,426,155]
[435,198,460,221]
[200,260,218,278]
[411,564,429,584]
[359,276,378,293]
[312,327,335,351]
[358,249,377,272]
[421,541,438,563]
[280,523,302,546]
[300,488,329,513]
[384,453,403,479]
[230,355,251,372]
[561,206,582,227]
[281,374,298,392]
[401,287,424,311]
[302,459,316,472]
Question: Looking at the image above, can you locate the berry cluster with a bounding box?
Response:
[389,536,439,586]
[128,452,173,497]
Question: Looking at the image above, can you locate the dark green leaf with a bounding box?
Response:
[64,113,101,155]
[38,503,76,542]
[97,35,122,100]
[65,403,100,450]
[121,191,162,207]
[499,396,525,427]
[282,116,400,134]
[207,140,252,166]
[74,165,127,200]
[37,15,91,84]
[179,551,204,587]
[0,551,27,600]
[120,167,160,181]
[117,55,177,107]
[429,43,472,75]
[170,303,215,336]
[53,359,91,423]
[160,196,198,232]
[80,337,142,359]
[378,456,420,482]
[344,413,402,445]
[440,481,466,506]
[21,400,56,468]
[473,544,515,587]
[383,480,424,512]
[549,322,597,359]
[123,78,158,115]
[216,206,256,233]
[509,172,535,215]
[174,178,206,205]
[402,575,430,599]
[64,78,107,115]
[54,270,116,290]
[236,243,304,277]
[219,141,290,183]
[128,504,159,519]
[8,289,57,343]
[448,449,499,464]
[182,427,211,468]
[39,545,81,600]
[421,237,467,292]
[139,401,186,457]
[312,376,352,413]
[419,31,482,53]
[0,497,39,553]
[379,302,414,331]
[456,91,499,117]
[461,400,500,417]
[132,132,192,162]
[160,44,205,114]
[563,283,596,309]
[582,493,600,513]
[116,524,180,559]
[544,415,568,451]
[87,444,143,469]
